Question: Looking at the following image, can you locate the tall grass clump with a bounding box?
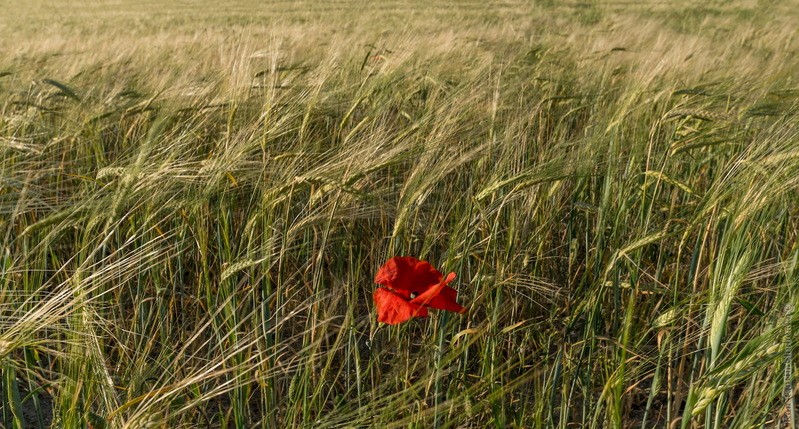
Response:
[2,1,799,428]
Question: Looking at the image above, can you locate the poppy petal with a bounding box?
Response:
[373,287,428,325]
[410,273,465,314]
[374,256,443,294]
[410,272,454,305]
[425,286,466,314]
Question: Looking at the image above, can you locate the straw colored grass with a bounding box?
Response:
[2,1,799,428]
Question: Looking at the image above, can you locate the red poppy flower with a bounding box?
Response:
[373,256,466,325]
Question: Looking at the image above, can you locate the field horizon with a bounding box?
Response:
[2,1,799,428]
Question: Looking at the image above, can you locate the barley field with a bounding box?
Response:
[2,1,799,428]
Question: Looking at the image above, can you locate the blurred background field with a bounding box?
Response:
[2,1,799,427]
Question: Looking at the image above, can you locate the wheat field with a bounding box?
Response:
[2,1,799,428]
